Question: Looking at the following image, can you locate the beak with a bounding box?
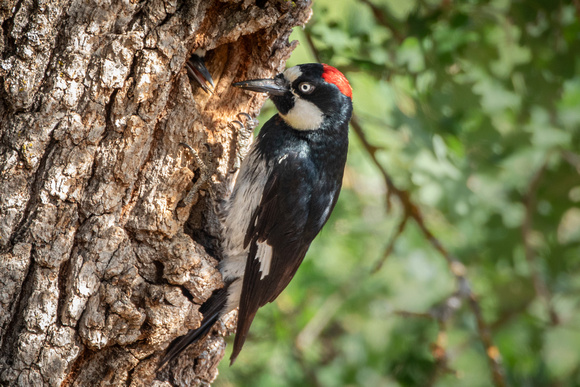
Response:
[186,54,215,94]
[233,78,288,96]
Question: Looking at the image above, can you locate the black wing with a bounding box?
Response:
[230,151,337,363]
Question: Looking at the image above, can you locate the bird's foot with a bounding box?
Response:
[178,142,212,208]
[230,113,257,172]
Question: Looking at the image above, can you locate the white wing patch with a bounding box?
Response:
[255,241,273,280]
[280,97,324,131]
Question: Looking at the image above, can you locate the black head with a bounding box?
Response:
[234,63,353,131]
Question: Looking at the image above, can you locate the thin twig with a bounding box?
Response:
[372,216,408,273]
[394,310,433,319]
[351,115,398,210]
[427,327,458,387]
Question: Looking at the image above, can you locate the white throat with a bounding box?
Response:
[280,97,324,131]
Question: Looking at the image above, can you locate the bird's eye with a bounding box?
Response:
[298,82,314,94]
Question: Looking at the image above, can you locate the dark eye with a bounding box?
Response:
[298,82,314,94]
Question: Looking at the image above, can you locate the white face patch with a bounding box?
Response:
[280,97,324,131]
[255,242,273,280]
[283,66,302,83]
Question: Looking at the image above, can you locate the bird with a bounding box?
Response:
[185,49,215,94]
[160,63,353,368]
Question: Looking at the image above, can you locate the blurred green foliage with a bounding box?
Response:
[216,0,580,386]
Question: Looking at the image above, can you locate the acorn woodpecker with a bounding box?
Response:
[161,63,353,367]
[186,49,215,94]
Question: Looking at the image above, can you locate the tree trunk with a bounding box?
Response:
[0,0,312,385]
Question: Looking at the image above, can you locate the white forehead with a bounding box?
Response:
[283,66,302,83]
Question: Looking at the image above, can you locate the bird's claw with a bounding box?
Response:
[237,112,258,130]
[230,113,256,172]
[178,142,211,208]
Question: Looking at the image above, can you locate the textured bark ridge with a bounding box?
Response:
[0,0,312,385]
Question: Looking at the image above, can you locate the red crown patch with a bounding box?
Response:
[321,64,352,99]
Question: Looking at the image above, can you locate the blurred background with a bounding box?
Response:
[217,0,580,385]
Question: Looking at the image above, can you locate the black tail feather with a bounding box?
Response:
[158,287,228,369]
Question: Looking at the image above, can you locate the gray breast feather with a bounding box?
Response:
[220,148,268,282]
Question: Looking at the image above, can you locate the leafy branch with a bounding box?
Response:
[303,22,508,387]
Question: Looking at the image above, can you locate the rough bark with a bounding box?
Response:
[0,0,312,385]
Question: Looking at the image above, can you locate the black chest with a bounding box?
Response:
[256,115,348,183]
[254,115,349,239]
